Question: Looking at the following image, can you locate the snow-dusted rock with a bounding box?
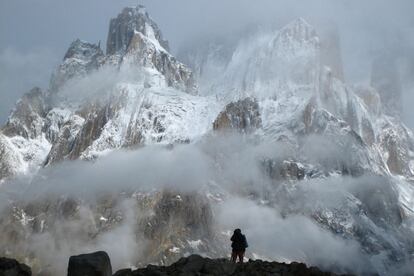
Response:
[2,87,48,139]
[50,39,105,92]
[106,5,196,94]
[213,98,261,133]
[106,5,169,56]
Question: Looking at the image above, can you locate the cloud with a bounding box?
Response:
[215,197,373,275]
[0,134,412,275]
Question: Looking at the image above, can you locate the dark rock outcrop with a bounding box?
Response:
[114,254,352,276]
[264,159,306,181]
[213,98,261,133]
[44,114,84,165]
[106,5,169,56]
[0,257,31,276]
[67,251,112,276]
[140,192,219,265]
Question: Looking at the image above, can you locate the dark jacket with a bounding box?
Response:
[231,231,248,251]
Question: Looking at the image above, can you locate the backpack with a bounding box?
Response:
[242,235,249,248]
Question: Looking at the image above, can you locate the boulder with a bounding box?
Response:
[0,257,31,276]
[67,251,112,276]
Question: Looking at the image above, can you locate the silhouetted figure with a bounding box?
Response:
[230,228,248,263]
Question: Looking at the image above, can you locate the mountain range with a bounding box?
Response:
[0,5,413,276]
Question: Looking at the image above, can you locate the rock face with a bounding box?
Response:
[0,257,31,276]
[213,98,261,133]
[67,251,112,276]
[0,133,23,180]
[50,39,105,92]
[2,87,48,139]
[114,254,351,276]
[106,5,169,55]
[371,55,403,117]
[106,5,195,94]
[140,192,219,265]
[123,31,196,94]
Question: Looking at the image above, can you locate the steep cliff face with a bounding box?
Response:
[2,87,49,139]
[0,87,51,181]
[0,133,26,180]
[204,18,320,102]
[213,98,261,133]
[122,30,196,94]
[106,5,169,56]
[371,55,403,117]
[106,5,196,94]
[50,39,105,92]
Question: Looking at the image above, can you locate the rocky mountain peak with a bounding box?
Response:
[274,17,320,54]
[50,39,104,92]
[106,5,169,56]
[63,39,104,61]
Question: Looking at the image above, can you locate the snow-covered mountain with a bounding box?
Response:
[0,5,414,276]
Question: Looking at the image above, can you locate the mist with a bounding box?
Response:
[1,134,412,275]
[1,0,414,125]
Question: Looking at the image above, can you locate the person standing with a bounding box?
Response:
[230,228,248,263]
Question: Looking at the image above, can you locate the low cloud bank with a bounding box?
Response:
[0,134,412,275]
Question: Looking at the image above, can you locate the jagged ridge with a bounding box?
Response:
[0,5,413,276]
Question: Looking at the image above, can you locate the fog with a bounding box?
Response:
[1,0,414,125]
[0,134,412,275]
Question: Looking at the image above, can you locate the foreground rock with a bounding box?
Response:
[67,251,112,276]
[114,254,352,276]
[0,253,353,276]
[0,257,31,276]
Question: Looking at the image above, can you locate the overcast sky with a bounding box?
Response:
[0,0,413,125]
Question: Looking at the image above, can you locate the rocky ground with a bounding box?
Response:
[115,254,354,276]
[0,257,31,276]
[1,252,353,276]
